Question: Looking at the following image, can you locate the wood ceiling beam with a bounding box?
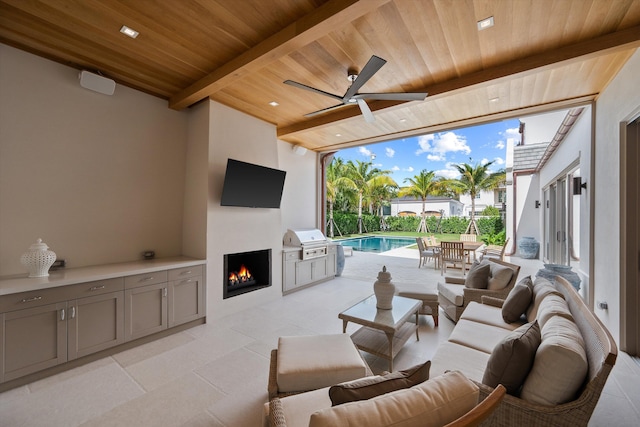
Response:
[169,0,391,110]
[277,24,640,138]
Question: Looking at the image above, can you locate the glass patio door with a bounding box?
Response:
[544,178,568,265]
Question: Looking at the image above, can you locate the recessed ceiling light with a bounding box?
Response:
[120,25,139,39]
[269,101,279,107]
[477,16,494,31]
[335,133,342,137]
[399,118,407,123]
[489,97,499,102]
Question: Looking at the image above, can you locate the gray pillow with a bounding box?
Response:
[464,262,490,289]
[502,276,534,323]
[329,360,430,406]
[482,321,541,395]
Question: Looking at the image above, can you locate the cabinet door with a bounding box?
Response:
[327,248,337,276]
[168,277,205,328]
[311,257,328,281]
[295,259,313,285]
[1,302,67,383]
[124,283,167,341]
[67,291,125,360]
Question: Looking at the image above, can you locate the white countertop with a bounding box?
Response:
[0,256,206,296]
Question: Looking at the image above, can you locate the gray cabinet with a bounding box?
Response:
[0,260,205,387]
[0,278,125,382]
[282,247,336,294]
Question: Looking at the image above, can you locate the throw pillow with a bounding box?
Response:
[502,276,534,323]
[482,321,541,395]
[329,360,431,406]
[464,261,490,289]
[487,263,514,290]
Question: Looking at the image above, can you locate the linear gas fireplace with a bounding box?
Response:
[223,249,271,299]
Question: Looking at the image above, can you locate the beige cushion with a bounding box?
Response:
[459,302,524,331]
[329,361,431,406]
[526,278,564,322]
[536,293,574,328]
[396,283,438,301]
[501,276,533,323]
[448,319,512,354]
[520,316,588,405]
[309,371,479,427]
[430,341,490,382]
[464,261,490,289]
[487,263,514,290]
[277,386,332,426]
[277,334,368,393]
[438,281,465,306]
[482,321,541,395]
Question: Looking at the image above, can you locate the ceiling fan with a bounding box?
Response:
[284,55,427,123]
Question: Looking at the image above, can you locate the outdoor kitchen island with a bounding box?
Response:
[282,229,337,294]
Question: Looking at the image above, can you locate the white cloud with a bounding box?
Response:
[427,153,444,161]
[415,131,471,160]
[495,141,505,149]
[404,166,414,172]
[358,147,372,157]
[481,158,490,165]
[493,157,505,165]
[503,127,520,147]
[435,168,459,179]
[385,147,395,158]
[391,165,400,171]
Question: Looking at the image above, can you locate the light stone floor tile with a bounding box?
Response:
[80,373,225,427]
[0,360,144,427]
[112,331,195,368]
[124,327,254,392]
[0,252,638,426]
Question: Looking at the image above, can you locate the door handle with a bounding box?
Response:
[60,308,65,321]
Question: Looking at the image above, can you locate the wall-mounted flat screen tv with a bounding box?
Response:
[220,159,287,208]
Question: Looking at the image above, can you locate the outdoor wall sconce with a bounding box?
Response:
[535,200,541,208]
[573,176,587,195]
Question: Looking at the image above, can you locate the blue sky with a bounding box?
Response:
[335,119,521,185]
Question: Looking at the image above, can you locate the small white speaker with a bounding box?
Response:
[292,145,308,156]
[78,70,115,95]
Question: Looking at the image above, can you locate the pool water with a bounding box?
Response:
[337,236,416,253]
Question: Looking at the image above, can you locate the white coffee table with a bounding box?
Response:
[338,295,421,371]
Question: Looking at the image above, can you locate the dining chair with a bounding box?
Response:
[440,241,465,276]
[459,234,477,242]
[416,237,439,269]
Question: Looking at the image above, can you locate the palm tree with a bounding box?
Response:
[339,160,397,233]
[398,170,447,233]
[448,161,506,234]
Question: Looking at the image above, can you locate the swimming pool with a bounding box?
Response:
[337,236,416,253]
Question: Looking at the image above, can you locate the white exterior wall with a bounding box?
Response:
[390,200,463,217]
[460,191,498,216]
[521,110,567,144]
[593,49,640,344]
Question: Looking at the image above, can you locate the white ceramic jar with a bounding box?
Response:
[373,265,395,310]
[20,238,57,278]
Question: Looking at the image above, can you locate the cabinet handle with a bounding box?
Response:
[163,288,167,297]
[89,285,106,291]
[20,295,42,303]
[60,309,65,321]
[179,270,192,275]
[70,306,76,319]
[179,279,193,285]
[141,276,154,282]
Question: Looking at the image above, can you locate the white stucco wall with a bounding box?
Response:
[521,110,567,144]
[594,49,640,344]
[0,44,189,274]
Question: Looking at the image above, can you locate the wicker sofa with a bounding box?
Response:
[430,275,617,426]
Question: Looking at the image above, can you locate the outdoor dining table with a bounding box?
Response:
[438,240,484,264]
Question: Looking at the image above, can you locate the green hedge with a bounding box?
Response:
[329,212,503,236]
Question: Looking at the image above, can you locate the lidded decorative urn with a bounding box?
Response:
[20,238,57,278]
[373,265,395,310]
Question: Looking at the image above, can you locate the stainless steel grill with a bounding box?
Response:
[283,229,328,260]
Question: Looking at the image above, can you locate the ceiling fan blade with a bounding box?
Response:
[284,80,343,101]
[354,92,428,101]
[304,103,350,117]
[343,55,387,101]
[357,99,376,123]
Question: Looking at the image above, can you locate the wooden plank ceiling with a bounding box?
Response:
[1,0,639,151]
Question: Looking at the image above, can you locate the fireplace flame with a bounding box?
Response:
[228,264,253,286]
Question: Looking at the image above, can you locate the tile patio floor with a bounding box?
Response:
[0,249,638,426]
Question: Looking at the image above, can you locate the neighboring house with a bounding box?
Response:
[389,196,463,217]
[459,187,506,217]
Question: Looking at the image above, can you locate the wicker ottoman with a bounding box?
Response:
[396,285,439,326]
[268,334,372,398]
